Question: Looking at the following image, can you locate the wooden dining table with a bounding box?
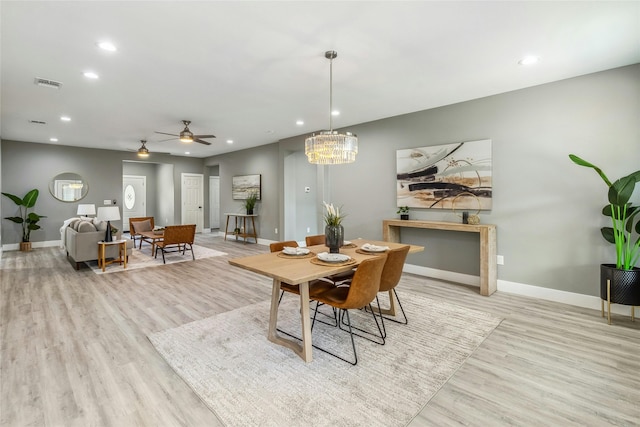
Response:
[228,238,423,362]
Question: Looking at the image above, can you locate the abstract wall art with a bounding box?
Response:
[396,139,492,210]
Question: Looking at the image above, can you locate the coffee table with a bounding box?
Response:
[138,230,164,256]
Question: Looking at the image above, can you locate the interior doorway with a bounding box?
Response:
[122,175,147,232]
[181,173,204,232]
[209,176,220,230]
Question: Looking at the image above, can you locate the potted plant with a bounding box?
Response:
[245,191,258,215]
[2,189,47,251]
[569,154,640,310]
[397,206,409,220]
[323,201,345,253]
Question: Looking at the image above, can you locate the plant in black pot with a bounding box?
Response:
[2,189,47,251]
[569,154,640,321]
[397,206,409,220]
[245,191,258,215]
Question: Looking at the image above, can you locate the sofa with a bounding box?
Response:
[64,218,133,270]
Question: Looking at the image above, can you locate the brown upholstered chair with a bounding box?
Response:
[154,224,196,264]
[129,216,155,249]
[371,245,410,335]
[309,255,387,365]
[305,234,325,247]
[269,240,301,298]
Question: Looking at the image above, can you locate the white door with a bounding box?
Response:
[123,175,147,232]
[209,176,220,229]
[182,173,204,232]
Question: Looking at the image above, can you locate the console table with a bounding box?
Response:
[383,219,497,296]
[224,213,258,244]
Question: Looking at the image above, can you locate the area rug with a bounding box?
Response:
[85,244,226,274]
[148,290,503,427]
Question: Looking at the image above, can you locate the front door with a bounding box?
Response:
[123,175,146,232]
[182,173,204,232]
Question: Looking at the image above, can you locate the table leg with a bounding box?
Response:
[224,215,231,241]
[267,279,313,363]
[122,242,127,269]
[100,244,106,272]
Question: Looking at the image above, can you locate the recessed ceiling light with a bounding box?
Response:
[83,71,99,79]
[331,110,340,116]
[97,41,117,52]
[518,55,539,66]
[50,137,58,142]
[226,139,233,144]
[60,116,71,122]
[296,120,304,125]
[185,152,190,155]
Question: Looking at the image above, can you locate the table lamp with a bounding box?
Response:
[77,203,96,219]
[97,206,120,242]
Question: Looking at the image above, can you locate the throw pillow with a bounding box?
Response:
[77,220,97,232]
[132,219,152,233]
[93,219,108,231]
[69,218,82,231]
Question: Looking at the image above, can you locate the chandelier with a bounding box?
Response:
[305,51,358,165]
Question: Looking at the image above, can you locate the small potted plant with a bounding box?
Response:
[397,206,410,220]
[2,189,47,251]
[245,191,258,215]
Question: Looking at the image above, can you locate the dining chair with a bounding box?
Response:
[305,234,325,246]
[269,240,300,300]
[269,240,336,326]
[305,234,354,286]
[370,245,410,336]
[308,254,387,365]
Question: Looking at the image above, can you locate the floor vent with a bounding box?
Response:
[34,77,63,89]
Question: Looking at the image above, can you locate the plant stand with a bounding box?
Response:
[600,264,640,324]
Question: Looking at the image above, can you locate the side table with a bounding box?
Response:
[98,240,128,272]
[223,213,258,244]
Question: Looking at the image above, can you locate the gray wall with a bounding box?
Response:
[1,142,205,243]
[2,65,638,298]
[206,64,640,297]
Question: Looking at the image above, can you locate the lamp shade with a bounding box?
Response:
[97,206,120,222]
[77,203,96,216]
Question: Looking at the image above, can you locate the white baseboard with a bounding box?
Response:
[2,240,62,251]
[403,264,635,316]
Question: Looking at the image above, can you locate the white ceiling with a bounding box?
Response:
[2,1,639,158]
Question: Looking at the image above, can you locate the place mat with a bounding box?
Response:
[310,257,357,267]
[342,243,357,248]
[277,251,316,259]
[356,248,388,255]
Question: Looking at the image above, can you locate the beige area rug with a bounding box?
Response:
[85,243,226,274]
[148,290,503,427]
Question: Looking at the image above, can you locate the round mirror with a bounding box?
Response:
[49,172,89,202]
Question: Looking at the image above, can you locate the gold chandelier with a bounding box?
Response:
[305,51,358,165]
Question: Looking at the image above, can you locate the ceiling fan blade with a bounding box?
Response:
[193,134,216,139]
[194,138,212,145]
[157,137,178,142]
[155,131,179,137]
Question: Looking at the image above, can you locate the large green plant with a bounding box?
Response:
[569,154,640,270]
[2,189,46,242]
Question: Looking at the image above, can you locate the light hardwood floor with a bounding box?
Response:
[1,235,639,426]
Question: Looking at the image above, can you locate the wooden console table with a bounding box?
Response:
[224,213,258,244]
[383,219,497,296]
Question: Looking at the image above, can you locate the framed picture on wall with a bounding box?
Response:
[396,139,492,210]
[232,174,262,200]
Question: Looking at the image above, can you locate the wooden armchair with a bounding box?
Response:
[154,224,196,264]
[129,217,155,249]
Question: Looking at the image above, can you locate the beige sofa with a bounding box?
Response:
[64,218,133,270]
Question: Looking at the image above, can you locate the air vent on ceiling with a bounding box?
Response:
[28,119,47,125]
[34,77,63,89]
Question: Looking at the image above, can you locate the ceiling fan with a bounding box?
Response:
[155,120,216,145]
[136,139,150,157]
